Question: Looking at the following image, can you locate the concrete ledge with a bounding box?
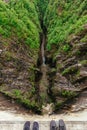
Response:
[0,121,87,130]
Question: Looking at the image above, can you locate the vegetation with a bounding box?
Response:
[1,0,87,50]
[62,66,78,76]
[61,90,77,98]
[0,0,40,48]
[44,0,87,50]
[80,60,87,65]
[0,0,87,112]
[37,0,48,19]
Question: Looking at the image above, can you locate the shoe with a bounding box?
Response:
[32,121,39,130]
[59,119,66,130]
[50,120,56,130]
[23,121,30,130]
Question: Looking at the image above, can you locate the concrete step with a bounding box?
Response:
[0,121,87,130]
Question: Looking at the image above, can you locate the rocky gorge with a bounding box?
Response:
[0,0,87,114]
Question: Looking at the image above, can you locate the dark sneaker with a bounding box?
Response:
[59,119,66,130]
[32,121,39,130]
[23,121,30,130]
[50,120,56,130]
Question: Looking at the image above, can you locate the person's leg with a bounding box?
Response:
[23,121,30,130]
[50,120,56,130]
[59,119,66,130]
[32,121,39,130]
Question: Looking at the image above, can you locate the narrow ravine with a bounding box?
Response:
[37,31,50,108]
[0,2,87,128]
[34,18,53,113]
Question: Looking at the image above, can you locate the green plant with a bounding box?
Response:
[61,90,76,98]
[31,87,35,95]
[0,0,40,48]
[63,44,71,52]
[44,0,87,50]
[54,101,63,110]
[13,89,21,97]
[62,66,78,75]
[80,60,87,65]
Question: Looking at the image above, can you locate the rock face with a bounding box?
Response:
[0,38,39,112]
[57,41,87,89]
[46,34,87,111]
[0,0,41,112]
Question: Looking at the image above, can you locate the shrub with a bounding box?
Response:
[0,0,40,48]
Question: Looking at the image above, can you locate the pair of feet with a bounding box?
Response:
[50,119,66,130]
[23,119,66,130]
[23,121,39,130]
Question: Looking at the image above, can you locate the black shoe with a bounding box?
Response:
[59,119,66,130]
[32,121,39,130]
[50,120,56,130]
[23,121,30,130]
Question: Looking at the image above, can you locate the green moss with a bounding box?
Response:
[76,50,81,55]
[54,101,63,110]
[40,93,46,102]
[3,42,9,46]
[63,44,71,52]
[31,87,36,95]
[62,66,78,76]
[4,51,12,61]
[57,64,62,70]
[80,35,87,42]
[13,89,22,98]
[61,90,77,98]
[80,60,87,65]
[50,68,56,73]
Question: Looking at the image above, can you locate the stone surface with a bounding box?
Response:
[46,36,87,110]
[0,121,87,130]
[0,41,38,110]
